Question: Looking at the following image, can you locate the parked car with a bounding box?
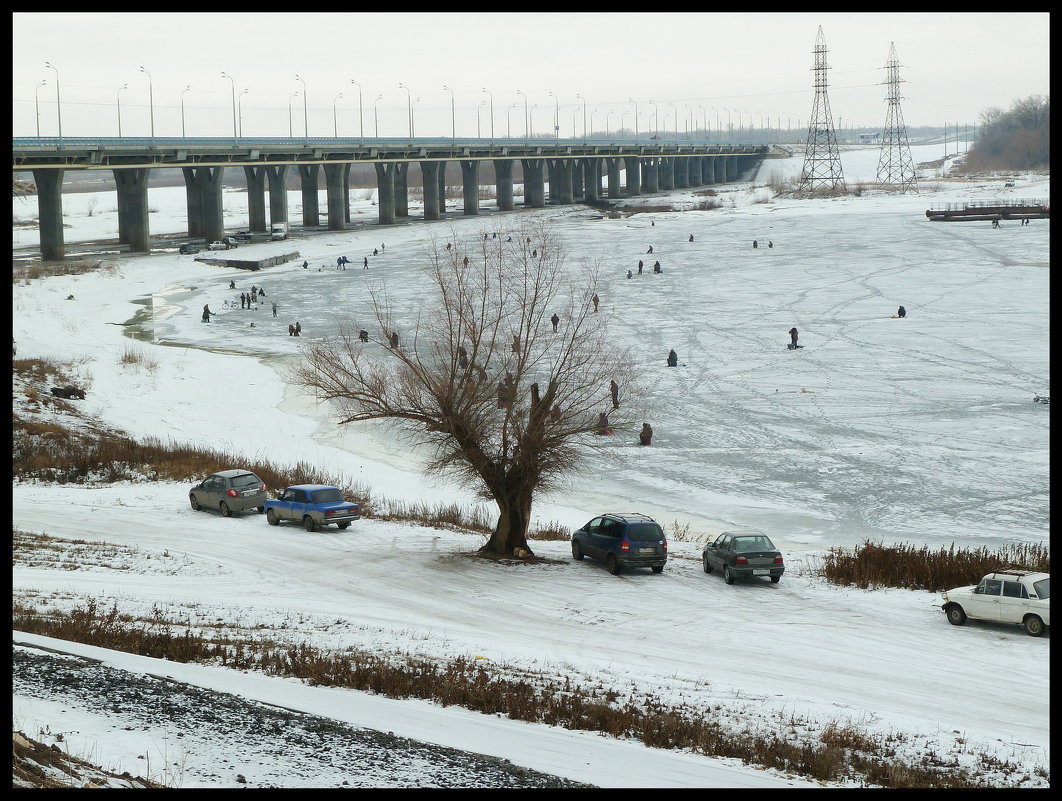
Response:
[233,231,254,242]
[207,241,228,251]
[189,469,268,517]
[264,484,361,532]
[942,570,1050,637]
[570,513,667,575]
[702,531,785,584]
[178,243,200,254]
[222,236,239,248]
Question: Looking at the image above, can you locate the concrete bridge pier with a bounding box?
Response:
[374,162,397,225]
[182,167,202,238]
[545,160,558,204]
[581,159,600,202]
[113,168,151,253]
[605,157,622,198]
[522,159,545,207]
[727,156,738,181]
[193,166,226,244]
[689,157,703,186]
[243,166,268,233]
[548,159,574,204]
[460,160,480,215]
[298,165,320,227]
[437,161,447,217]
[624,157,641,195]
[420,162,441,220]
[659,158,675,191]
[32,169,66,261]
[493,159,514,210]
[572,159,584,200]
[675,157,689,189]
[324,163,350,230]
[702,157,715,184]
[641,157,658,193]
[265,165,289,230]
[716,157,727,183]
[395,163,409,218]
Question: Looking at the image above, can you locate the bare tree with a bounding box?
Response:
[289,219,640,557]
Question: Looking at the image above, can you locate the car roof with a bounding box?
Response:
[213,469,260,479]
[600,513,657,523]
[721,529,766,537]
[987,570,1050,581]
[286,484,340,492]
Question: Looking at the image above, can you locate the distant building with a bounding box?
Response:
[859,132,882,144]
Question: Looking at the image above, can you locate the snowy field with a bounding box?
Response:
[11,143,1051,787]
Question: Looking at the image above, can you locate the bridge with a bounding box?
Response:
[12,137,768,260]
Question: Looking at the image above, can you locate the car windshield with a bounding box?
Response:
[230,474,262,490]
[733,536,775,553]
[311,488,344,504]
[1033,577,1050,599]
[625,523,664,542]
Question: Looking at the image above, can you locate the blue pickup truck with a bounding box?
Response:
[263,484,361,532]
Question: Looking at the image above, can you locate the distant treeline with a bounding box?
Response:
[962,94,1049,172]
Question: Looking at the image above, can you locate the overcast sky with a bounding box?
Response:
[12,12,1049,139]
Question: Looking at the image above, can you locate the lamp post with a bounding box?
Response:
[590,107,598,136]
[516,89,528,138]
[237,89,248,138]
[481,87,494,140]
[287,91,299,138]
[576,93,587,139]
[506,103,515,138]
[698,105,706,138]
[684,103,692,140]
[116,83,127,137]
[332,93,343,137]
[220,72,237,142]
[530,105,538,138]
[180,85,191,137]
[628,98,638,140]
[605,110,612,137]
[138,65,154,139]
[477,100,485,138]
[442,85,455,139]
[43,61,61,142]
[34,80,46,138]
[548,91,560,139]
[294,73,308,139]
[349,79,363,141]
[373,94,383,137]
[667,102,677,139]
[712,106,719,135]
[411,96,421,138]
[398,82,412,138]
[650,100,658,137]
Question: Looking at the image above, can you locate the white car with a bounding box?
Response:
[207,241,228,251]
[942,570,1050,636]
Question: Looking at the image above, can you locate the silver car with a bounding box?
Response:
[189,469,268,517]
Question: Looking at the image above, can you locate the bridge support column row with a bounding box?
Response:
[243,167,268,233]
[494,159,514,211]
[182,166,225,244]
[33,169,66,261]
[460,160,480,215]
[605,157,622,198]
[324,163,351,230]
[624,157,641,195]
[521,159,545,207]
[420,161,440,220]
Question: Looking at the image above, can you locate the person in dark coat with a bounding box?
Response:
[639,422,653,446]
[789,327,799,347]
[272,302,278,317]
[551,313,560,332]
[458,346,469,369]
[202,304,215,323]
[753,240,758,248]
[373,247,379,256]
[897,305,906,318]
[646,245,653,254]
[610,379,619,409]
[637,260,643,274]
[592,294,599,312]
[596,411,611,435]
[446,242,452,250]
[363,256,369,268]
[532,249,537,257]
[294,321,302,337]
[667,349,678,367]
[303,260,309,269]
[463,256,469,267]
[688,234,694,242]
[240,292,247,309]
[653,261,662,274]
[768,241,773,248]
[359,329,369,343]
[627,269,632,279]
[512,334,521,354]
[390,331,399,349]
[288,323,296,336]
[229,280,236,289]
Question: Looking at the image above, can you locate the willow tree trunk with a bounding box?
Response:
[480,488,534,556]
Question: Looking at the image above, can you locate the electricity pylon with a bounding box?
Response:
[876,42,917,192]
[798,26,846,192]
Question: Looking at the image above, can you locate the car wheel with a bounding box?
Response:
[189,494,201,511]
[1023,615,1045,637]
[651,564,664,574]
[702,556,713,573]
[945,605,967,626]
[723,565,735,585]
[606,554,620,575]
[219,501,232,518]
[266,509,279,526]
[770,575,781,583]
[338,522,351,529]
[303,516,316,532]
[572,542,584,560]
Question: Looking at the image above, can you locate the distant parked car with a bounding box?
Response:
[264,484,361,532]
[207,241,227,251]
[702,531,785,584]
[233,231,254,242]
[1004,180,1015,187]
[942,570,1050,637]
[178,243,200,254]
[222,236,239,248]
[189,469,268,517]
[570,513,668,575]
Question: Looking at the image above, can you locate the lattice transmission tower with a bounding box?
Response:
[798,26,845,192]
[875,42,916,191]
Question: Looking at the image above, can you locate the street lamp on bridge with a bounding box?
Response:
[650,100,658,137]
[398,82,413,138]
[332,93,343,137]
[43,61,61,142]
[442,85,455,139]
[516,89,528,139]
[287,91,299,138]
[481,87,494,140]
[294,74,308,140]
[373,94,383,137]
[349,79,364,141]
[116,83,128,137]
[628,98,638,140]
[237,89,249,138]
[138,65,154,140]
[220,72,237,142]
[547,91,559,139]
[34,80,46,138]
[575,93,587,139]
[180,85,191,137]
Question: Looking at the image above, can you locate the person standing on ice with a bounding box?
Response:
[646,245,654,254]
[551,313,560,332]
[272,302,278,318]
[688,234,694,242]
[897,305,906,318]
[610,379,620,409]
[667,349,678,367]
[627,269,633,279]
[753,240,758,248]
[592,294,599,312]
[638,260,643,274]
[789,327,799,347]
[639,422,653,446]
[201,304,215,323]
